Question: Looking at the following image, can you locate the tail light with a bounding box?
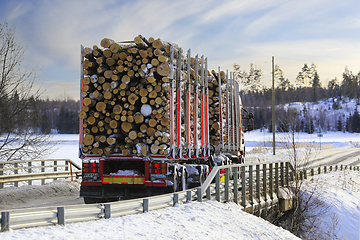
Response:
[83,162,99,173]
[220,169,225,174]
[151,162,167,174]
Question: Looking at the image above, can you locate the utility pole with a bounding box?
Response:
[272,56,275,155]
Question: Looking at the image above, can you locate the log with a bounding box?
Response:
[129,130,137,140]
[83,134,94,146]
[156,62,170,76]
[121,122,133,133]
[101,38,115,48]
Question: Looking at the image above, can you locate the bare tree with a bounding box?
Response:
[0,22,52,161]
[272,109,330,239]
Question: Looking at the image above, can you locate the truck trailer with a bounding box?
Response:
[79,36,254,203]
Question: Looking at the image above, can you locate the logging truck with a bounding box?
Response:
[79,36,254,204]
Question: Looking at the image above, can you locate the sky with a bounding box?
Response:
[1,0,360,100]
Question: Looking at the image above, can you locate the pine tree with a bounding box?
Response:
[336,117,342,132]
[352,108,360,133]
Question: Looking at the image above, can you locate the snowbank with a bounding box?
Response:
[0,201,299,240]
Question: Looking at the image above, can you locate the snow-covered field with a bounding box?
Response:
[0,130,359,239]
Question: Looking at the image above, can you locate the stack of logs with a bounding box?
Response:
[208,70,226,146]
[80,35,224,157]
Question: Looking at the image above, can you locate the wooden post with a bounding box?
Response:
[241,166,246,210]
[14,162,18,187]
[28,161,32,186]
[256,165,261,217]
[0,163,4,189]
[269,164,273,213]
[1,212,10,232]
[225,168,229,203]
[233,167,238,205]
[54,160,57,181]
[280,162,284,187]
[262,164,267,217]
[216,171,220,202]
[275,163,279,197]
[248,165,253,212]
[285,162,289,187]
[41,161,45,185]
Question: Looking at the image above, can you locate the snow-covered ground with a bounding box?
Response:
[0,130,359,239]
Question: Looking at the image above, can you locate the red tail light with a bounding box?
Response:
[83,162,99,173]
[151,162,167,174]
[220,169,225,174]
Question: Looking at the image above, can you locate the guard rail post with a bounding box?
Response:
[1,212,9,232]
[324,166,327,174]
[143,199,149,212]
[105,204,111,219]
[206,186,211,200]
[311,168,314,176]
[186,190,192,202]
[233,166,238,204]
[57,207,65,226]
[215,171,220,202]
[197,188,202,202]
[173,193,179,206]
[304,169,307,180]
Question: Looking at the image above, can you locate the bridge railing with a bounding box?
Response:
[1,161,359,232]
[0,159,82,188]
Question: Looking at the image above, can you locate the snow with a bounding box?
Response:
[0,201,299,240]
[302,171,360,239]
[141,104,152,116]
[1,129,360,239]
[109,170,143,176]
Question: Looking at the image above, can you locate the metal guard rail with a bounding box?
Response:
[1,161,359,232]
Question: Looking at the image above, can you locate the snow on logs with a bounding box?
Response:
[80,35,225,157]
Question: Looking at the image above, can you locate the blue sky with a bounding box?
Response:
[1,0,360,99]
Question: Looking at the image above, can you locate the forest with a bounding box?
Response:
[235,63,360,134]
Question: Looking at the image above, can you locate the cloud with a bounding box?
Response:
[6,2,32,22]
